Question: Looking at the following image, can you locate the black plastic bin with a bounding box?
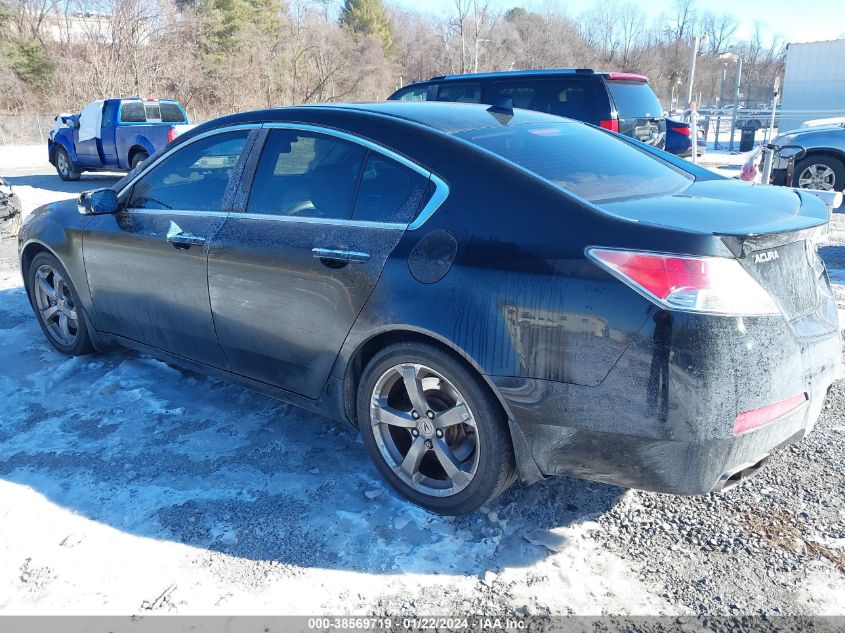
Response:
[739,127,756,151]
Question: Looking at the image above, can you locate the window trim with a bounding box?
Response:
[117,121,449,229]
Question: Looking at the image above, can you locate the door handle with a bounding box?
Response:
[167,232,206,248]
[312,247,370,264]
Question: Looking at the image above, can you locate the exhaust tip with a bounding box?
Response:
[714,455,769,493]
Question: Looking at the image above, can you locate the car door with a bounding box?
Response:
[207,125,432,398]
[99,100,118,165]
[83,127,254,367]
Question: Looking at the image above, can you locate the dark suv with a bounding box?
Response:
[388,68,666,148]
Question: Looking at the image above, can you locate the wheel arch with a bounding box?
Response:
[20,240,57,296]
[341,326,517,428]
[800,147,845,161]
[340,325,544,485]
[127,144,149,166]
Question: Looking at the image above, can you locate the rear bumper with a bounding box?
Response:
[495,309,843,494]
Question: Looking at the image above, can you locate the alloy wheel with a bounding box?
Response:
[370,363,480,497]
[797,164,836,191]
[57,152,69,177]
[33,264,79,346]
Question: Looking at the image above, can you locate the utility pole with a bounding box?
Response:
[686,34,707,105]
[728,56,743,152]
[473,38,490,73]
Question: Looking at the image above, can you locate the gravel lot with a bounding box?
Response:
[0,146,843,616]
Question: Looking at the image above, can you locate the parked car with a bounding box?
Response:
[48,98,191,181]
[734,106,779,130]
[19,102,842,514]
[665,118,706,157]
[0,177,22,238]
[389,69,666,148]
[770,123,845,191]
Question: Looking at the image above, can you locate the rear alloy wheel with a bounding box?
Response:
[130,151,149,170]
[29,252,92,355]
[793,155,844,192]
[358,343,515,515]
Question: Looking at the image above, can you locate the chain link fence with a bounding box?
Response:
[0,115,55,145]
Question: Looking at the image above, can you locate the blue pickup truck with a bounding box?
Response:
[48,98,191,181]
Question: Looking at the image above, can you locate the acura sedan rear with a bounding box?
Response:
[18,102,843,514]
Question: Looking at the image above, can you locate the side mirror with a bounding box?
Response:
[78,188,119,215]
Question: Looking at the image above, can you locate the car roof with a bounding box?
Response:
[194,102,574,136]
[427,68,597,81]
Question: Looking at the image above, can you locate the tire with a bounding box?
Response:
[28,252,93,356]
[54,147,80,181]
[792,154,845,192]
[357,342,515,515]
[130,151,149,170]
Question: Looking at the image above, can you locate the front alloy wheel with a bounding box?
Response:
[29,252,93,355]
[358,343,515,515]
[797,164,836,191]
[34,263,79,346]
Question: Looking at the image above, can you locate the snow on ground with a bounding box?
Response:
[1,145,844,617]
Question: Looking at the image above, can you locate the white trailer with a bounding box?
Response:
[780,39,845,131]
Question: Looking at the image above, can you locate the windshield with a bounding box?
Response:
[456,121,693,203]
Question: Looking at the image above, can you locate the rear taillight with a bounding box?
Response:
[734,393,807,435]
[587,248,780,316]
[167,127,178,143]
[599,119,619,133]
[671,126,691,136]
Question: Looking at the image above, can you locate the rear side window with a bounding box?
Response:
[606,80,663,118]
[159,103,186,123]
[456,122,693,203]
[353,153,429,223]
[247,129,367,220]
[392,85,430,102]
[120,102,146,123]
[435,82,482,103]
[493,79,602,123]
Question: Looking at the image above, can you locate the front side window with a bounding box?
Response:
[120,102,146,123]
[493,79,601,122]
[127,130,249,211]
[247,129,367,220]
[435,82,482,104]
[457,122,693,203]
[353,153,429,223]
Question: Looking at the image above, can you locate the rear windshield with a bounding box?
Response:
[119,101,186,124]
[456,122,693,203]
[606,80,663,118]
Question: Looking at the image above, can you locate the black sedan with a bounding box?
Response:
[18,102,843,514]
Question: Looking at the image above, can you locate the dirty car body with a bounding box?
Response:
[18,102,843,512]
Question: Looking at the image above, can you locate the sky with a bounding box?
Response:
[387,0,845,46]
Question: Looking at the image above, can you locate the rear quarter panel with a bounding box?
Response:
[335,132,721,389]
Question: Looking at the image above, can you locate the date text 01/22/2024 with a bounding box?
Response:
[306,617,528,630]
